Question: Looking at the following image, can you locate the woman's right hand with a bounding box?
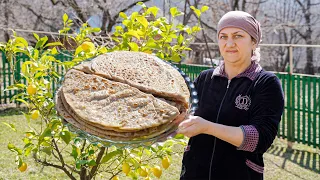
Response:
[176,115,211,138]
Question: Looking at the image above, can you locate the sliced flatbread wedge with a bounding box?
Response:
[73,51,190,108]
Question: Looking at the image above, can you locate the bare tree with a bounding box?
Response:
[293,0,320,74]
[261,0,301,71]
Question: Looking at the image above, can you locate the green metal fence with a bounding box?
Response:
[1,53,320,148]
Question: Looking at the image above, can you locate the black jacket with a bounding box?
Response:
[181,65,284,180]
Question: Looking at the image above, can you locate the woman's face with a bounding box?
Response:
[218,27,256,65]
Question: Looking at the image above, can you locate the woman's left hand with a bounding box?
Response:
[177,115,211,138]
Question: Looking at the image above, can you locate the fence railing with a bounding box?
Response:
[1,53,319,148]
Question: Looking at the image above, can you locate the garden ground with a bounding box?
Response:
[0,108,319,180]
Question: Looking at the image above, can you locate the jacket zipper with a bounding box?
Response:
[208,79,231,179]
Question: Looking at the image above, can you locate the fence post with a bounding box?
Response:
[287,45,294,149]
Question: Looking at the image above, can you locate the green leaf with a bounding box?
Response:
[115,26,123,31]
[15,99,29,107]
[16,84,26,88]
[122,19,131,27]
[101,150,122,163]
[8,143,22,155]
[164,139,174,147]
[136,16,149,28]
[174,133,185,139]
[5,84,25,91]
[91,27,101,32]
[176,23,185,30]
[146,40,159,49]
[201,6,209,12]
[171,54,181,62]
[8,143,15,151]
[40,127,52,140]
[16,156,22,167]
[33,33,40,41]
[193,9,201,17]
[35,36,48,49]
[21,61,33,76]
[71,145,79,160]
[24,144,34,156]
[2,122,17,132]
[33,49,39,60]
[87,160,97,166]
[44,42,63,48]
[130,12,139,20]
[63,13,68,23]
[16,37,28,47]
[128,42,139,51]
[79,160,88,165]
[127,31,140,40]
[76,162,81,169]
[137,2,147,9]
[177,34,184,45]
[51,71,60,78]
[119,12,127,19]
[192,26,201,32]
[51,47,58,55]
[169,34,178,38]
[42,147,53,155]
[60,131,71,144]
[98,46,108,54]
[147,6,159,17]
[88,150,95,155]
[170,7,178,17]
[74,46,83,56]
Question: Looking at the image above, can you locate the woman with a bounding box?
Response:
[178,11,284,180]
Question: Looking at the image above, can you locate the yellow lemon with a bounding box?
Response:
[122,162,130,175]
[81,42,94,52]
[25,133,32,138]
[31,110,40,120]
[151,165,162,178]
[112,176,119,180]
[139,166,148,177]
[18,162,27,172]
[27,84,37,95]
[161,156,170,169]
[145,177,152,180]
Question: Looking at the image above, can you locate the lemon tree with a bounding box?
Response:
[1,3,208,179]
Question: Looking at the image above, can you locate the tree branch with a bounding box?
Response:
[52,138,65,166]
[88,147,106,179]
[66,0,87,23]
[246,0,268,5]
[111,0,151,23]
[185,0,216,32]
[21,4,55,21]
[292,28,307,39]
[34,154,76,180]
[49,0,66,6]
[310,2,320,6]
[200,20,217,32]
[295,0,306,11]
[20,4,58,31]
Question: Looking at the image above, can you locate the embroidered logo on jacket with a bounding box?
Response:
[235,94,251,110]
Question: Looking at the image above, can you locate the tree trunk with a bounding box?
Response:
[4,0,10,42]
[303,1,314,74]
[305,46,314,74]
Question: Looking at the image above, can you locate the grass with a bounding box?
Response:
[0,109,319,180]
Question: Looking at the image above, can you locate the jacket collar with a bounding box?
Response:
[211,61,262,81]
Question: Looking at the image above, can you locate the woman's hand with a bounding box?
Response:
[177,115,211,138]
[177,115,244,147]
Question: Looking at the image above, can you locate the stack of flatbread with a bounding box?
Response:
[55,51,189,141]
